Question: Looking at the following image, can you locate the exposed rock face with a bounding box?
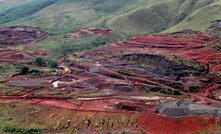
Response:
[120,53,204,76]
[89,67,100,73]
[114,102,148,112]
[156,100,221,117]
[210,20,221,31]
[0,26,43,47]
[114,85,132,92]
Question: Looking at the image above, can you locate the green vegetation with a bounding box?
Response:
[20,66,29,75]
[28,69,43,76]
[144,86,182,96]
[1,126,44,134]
[118,70,133,76]
[108,73,124,80]
[6,103,16,110]
[0,0,57,24]
[107,0,221,34]
[20,67,42,75]
[30,31,128,60]
[0,63,22,81]
[158,79,184,89]
[212,43,221,51]
[35,57,44,66]
[189,84,201,92]
[48,61,58,68]
[210,71,221,77]
[172,55,204,72]
[1,0,219,35]
[118,132,130,134]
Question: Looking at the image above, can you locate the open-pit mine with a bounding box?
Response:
[0,25,220,134]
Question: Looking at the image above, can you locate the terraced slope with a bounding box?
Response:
[139,111,215,134]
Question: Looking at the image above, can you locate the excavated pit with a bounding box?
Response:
[120,53,204,76]
[156,100,221,117]
[0,26,43,47]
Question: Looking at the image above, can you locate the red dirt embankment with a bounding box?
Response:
[0,26,42,46]
[0,26,50,62]
[139,111,216,134]
[0,49,32,62]
[124,33,221,72]
[86,32,220,72]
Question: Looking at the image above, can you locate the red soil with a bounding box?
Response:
[72,28,112,36]
[86,33,220,72]
[0,49,32,62]
[0,26,42,46]
[1,98,145,113]
[139,111,216,134]
[0,26,50,62]
[125,34,221,71]
[57,57,65,64]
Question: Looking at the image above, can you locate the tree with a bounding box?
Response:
[35,57,43,66]
[20,67,29,75]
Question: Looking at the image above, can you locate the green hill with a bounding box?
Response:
[106,0,221,34]
[0,0,220,34]
[0,0,148,32]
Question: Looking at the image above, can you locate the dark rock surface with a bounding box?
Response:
[157,100,221,117]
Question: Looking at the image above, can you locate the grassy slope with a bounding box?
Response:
[106,0,221,34]
[165,1,221,33]
[0,0,157,32]
[0,0,220,34]
[0,0,57,24]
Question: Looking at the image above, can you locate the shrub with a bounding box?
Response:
[160,88,173,94]
[20,67,29,75]
[108,73,124,79]
[173,81,184,89]
[189,84,201,92]
[2,126,44,134]
[149,86,162,92]
[210,72,221,77]
[159,79,184,89]
[48,61,58,68]
[138,129,144,134]
[143,88,150,93]
[28,69,42,75]
[6,103,16,110]
[35,57,44,66]
[118,70,133,76]
[204,37,211,41]
[145,86,182,95]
